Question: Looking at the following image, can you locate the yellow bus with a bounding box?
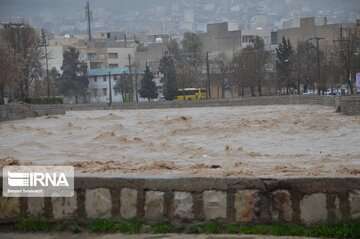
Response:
[176,88,207,101]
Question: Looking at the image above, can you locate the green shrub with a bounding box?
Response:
[24,97,63,104]
[15,218,51,232]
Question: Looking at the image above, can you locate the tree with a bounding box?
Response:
[159,53,177,100]
[230,37,269,97]
[114,74,133,103]
[139,66,158,101]
[181,32,202,64]
[180,32,203,87]
[322,48,343,94]
[0,47,17,104]
[2,24,43,100]
[294,41,317,93]
[57,47,88,103]
[49,67,60,96]
[167,39,180,60]
[253,36,269,96]
[276,37,295,94]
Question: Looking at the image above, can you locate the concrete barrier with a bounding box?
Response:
[64,96,339,111]
[1,96,359,121]
[0,176,359,225]
[339,96,360,115]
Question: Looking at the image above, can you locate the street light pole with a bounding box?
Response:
[108,71,112,107]
[206,52,211,99]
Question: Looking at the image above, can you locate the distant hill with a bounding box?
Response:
[0,0,359,33]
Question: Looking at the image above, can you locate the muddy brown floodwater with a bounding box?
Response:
[0,105,360,177]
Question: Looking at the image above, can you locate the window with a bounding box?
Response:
[90,62,102,69]
[109,64,119,68]
[87,52,96,61]
[92,89,97,97]
[108,52,118,59]
[103,88,107,96]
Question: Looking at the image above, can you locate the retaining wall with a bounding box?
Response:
[339,96,360,115]
[1,177,360,225]
[1,96,359,121]
[64,96,339,111]
[0,104,65,122]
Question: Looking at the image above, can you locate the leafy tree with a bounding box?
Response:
[114,74,133,103]
[159,53,177,100]
[139,66,158,101]
[57,47,88,103]
[49,67,60,96]
[276,37,294,94]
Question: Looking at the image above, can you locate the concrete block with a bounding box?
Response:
[173,192,193,220]
[52,195,77,219]
[121,188,137,219]
[300,193,327,225]
[235,190,262,223]
[85,188,112,219]
[203,191,227,220]
[27,198,45,217]
[350,190,360,219]
[272,190,292,222]
[0,197,20,219]
[145,191,164,220]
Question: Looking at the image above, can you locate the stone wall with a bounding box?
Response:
[1,177,360,225]
[0,104,65,122]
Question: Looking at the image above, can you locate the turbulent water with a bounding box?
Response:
[1,105,360,177]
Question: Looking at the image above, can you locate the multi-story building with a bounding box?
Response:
[81,40,137,70]
[87,67,131,104]
[272,17,358,50]
[199,22,242,58]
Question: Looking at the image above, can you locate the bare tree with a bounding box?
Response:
[0,47,17,104]
[293,41,317,94]
[2,24,43,100]
[231,37,269,97]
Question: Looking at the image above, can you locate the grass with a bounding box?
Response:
[10,218,360,239]
[88,219,142,234]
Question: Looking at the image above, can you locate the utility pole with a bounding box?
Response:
[41,29,50,98]
[308,37,324,95]
[128,54,138,103]
[206,52,211,99]
[108,72,112,106]
[85,1,92,41]
[334,25,354,95]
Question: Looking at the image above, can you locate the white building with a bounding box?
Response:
[88,67,130,104]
